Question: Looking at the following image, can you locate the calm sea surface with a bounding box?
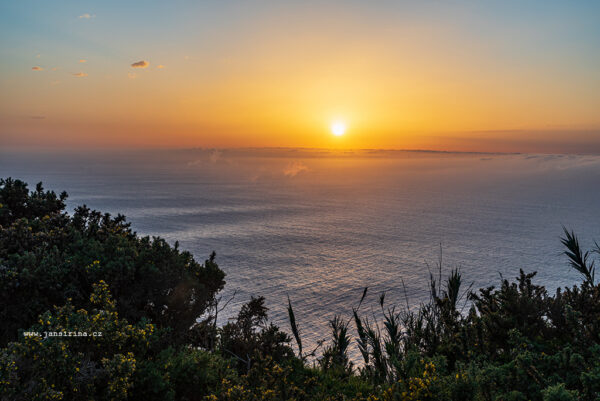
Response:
[3,149,600,357]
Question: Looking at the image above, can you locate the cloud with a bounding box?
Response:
[35,54,41,58]
[186,149,223,167]
[283,161,309,177]
[209,149,222,163]
[32,66,43,71]
[51,67,58,71]
[127,72,137,79]
[79,59,86,63]
[131,60,149,68]
[73,72,88,77]
[156,64,165,69]
[78,13,95,19]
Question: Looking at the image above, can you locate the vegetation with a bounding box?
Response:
[1,177,600,400]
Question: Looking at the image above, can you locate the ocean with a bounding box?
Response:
[3,148,600,357]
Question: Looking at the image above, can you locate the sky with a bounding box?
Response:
[1,0,599,152]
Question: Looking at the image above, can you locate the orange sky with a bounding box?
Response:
[1,1,599,152]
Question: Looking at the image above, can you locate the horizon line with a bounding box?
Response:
[2,145,590,157]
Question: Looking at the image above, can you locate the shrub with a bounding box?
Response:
[0,178,225,347]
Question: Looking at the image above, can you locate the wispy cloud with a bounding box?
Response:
[73,72,88,78]
[131,60,149,68]
[209,149,222,163]
[79,59,86,63]
[78,13,95,19]
[186,149,223,167]
[32,66,43,71]
[156,64,165,69]
[283,161,309,177]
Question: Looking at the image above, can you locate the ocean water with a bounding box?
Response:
[3,148,600,358]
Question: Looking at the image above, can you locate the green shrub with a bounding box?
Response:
[0,178,225,347]
[541,383,578,401]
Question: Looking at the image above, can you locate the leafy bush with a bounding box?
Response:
[0,178,225,347]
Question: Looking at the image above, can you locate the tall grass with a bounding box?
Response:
[288,228,600,387]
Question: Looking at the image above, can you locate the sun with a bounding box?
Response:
[331,121,346,137]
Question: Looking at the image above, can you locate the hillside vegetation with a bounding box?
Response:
[1,178,599,401]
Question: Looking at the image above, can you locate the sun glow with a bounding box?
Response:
[331,121,346,137]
